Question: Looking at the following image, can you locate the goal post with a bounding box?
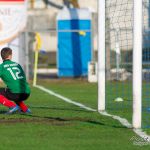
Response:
[132,0,142,129]
[98,0,106,112]
[98,0,143,128]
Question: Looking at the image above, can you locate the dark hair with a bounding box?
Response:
[1,47,12,60]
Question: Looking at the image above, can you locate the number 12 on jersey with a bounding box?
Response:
[7,67,23,80]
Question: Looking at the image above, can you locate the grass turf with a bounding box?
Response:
[0,79,149,149]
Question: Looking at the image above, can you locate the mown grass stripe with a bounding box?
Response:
[35,84,150,141]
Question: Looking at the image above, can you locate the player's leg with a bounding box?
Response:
[15,101,29,112]
[0,88,18,110]
[4,91,31,114]
[0,95,17,108]
[15,93,31,113]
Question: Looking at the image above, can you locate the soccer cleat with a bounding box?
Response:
[25,109,31,114]
[19,108,31,114]
[6,105,19,114]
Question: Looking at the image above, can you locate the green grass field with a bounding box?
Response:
[0,79,150,150]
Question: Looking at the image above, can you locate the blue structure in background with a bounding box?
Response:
[57,8,92,77]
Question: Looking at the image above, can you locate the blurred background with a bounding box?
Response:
[13,0,99,80]
[1,0,150,128]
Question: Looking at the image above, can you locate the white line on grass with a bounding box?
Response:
[34,85,96,112]
[34,84,150,141]
[99,111,150,141]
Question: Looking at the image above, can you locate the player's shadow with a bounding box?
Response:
[0,106,127,129]
[21,113,127,129]
[29,105,92,113]
[0,110,8,114]
[0,109,128,129]
[23,106,128,129]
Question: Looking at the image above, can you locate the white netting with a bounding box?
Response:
[105,0,150,127]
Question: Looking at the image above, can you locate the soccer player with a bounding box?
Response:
[0,47,31,114]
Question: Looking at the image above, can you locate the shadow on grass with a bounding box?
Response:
[0,110,8,114]
[20,113,127,129]
[24,105,127,129]
[29,105,92,113]
[0,106,127,129]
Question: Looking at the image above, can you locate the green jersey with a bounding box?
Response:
[0,60,30,94]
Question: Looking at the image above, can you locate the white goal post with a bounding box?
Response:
[98,0,142,128]
[98,0,106,112]
[132,0,142,129]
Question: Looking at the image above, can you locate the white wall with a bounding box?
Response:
[0,37,24,66]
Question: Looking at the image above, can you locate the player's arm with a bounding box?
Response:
[0,65,2,77]
[17,64,26,78]
[0,65,3,84]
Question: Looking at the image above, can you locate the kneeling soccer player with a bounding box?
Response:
[0,47,31,114]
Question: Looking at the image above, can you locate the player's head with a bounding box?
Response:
[1,47,12,61]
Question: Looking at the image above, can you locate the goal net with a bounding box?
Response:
[103,0,150,128]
